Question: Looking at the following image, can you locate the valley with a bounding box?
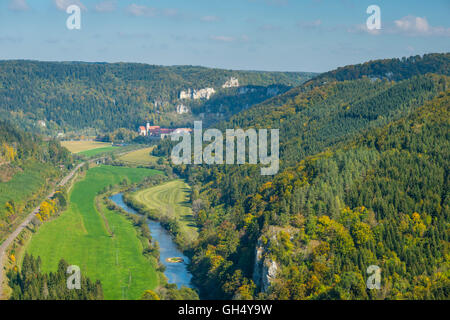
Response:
[0,53,449,301]
[25,165,163,299]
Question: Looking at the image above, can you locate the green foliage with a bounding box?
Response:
[8,254,103,300]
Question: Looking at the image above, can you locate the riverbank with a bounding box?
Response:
[123,180,199,250]
[110,193,195,290]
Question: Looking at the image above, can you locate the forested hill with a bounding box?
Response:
[185,86,450,301]
[0,60,314,133]
[160,54,450,300]
[305,53,450,86]
[0,120,70,165]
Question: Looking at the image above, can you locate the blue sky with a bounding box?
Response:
[0,0,449,72]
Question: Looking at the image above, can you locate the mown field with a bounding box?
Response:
[132,180,198,243]
[61,140,113,153]
[118,147,158,166]
[26,165,163,300]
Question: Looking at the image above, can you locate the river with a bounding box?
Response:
[109,193,194,289]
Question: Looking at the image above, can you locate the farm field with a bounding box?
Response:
[77,146,119,157]
[118,146,158,166]
[61,140,113,154]
[132,180,198,243]
[25,165,163,300]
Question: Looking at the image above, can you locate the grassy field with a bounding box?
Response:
[61,140,113,154]
[118,147,158,166]
[26,165,163,300]
[132,180,198,243]
[0,161,58,238]
[77,146,119,157]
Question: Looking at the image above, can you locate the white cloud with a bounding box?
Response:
[210,35,235,42]
[126,4,157,17]
[348,16,450,37]
[348,24,381,36]
[201,15,220,22]
[259,24,281,32]
[209,35,250,43]
[9,0,29,11]
[301,19,322,28]
[297,19,323,30]
[163,8,178,17]
[95,1,116,13]
[53,0,86,11]
[393,16,450,37]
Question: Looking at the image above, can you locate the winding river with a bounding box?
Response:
[109,193,194,289]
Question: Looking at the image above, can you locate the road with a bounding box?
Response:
[0,162,85,298]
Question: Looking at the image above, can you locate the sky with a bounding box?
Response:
[0,0,449,72]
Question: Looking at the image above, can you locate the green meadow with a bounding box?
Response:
[26,165,163,300]
[133,180,198,243]
[77,146,119,157]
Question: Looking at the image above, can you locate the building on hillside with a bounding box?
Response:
[160,128,175,139]
[138,123,192,139]
[147,125,161,136]
[173,128,193,135]
[139,126,147,136]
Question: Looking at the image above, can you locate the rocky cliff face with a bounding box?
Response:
[253,232,278,293]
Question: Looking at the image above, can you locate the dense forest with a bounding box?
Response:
[7,254,103,300]
[0,61,314,133]
[306,53,450,86]
[153,53,450,300]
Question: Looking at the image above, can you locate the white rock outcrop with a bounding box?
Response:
[179,88,216,100]
[253,235,279,293]
[222,77,239,88]
[176,104,189,114]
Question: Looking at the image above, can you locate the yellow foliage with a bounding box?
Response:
[39,199,57,221]
[141,290,160,300]
[10,254,16,263]
[1,143,17,162]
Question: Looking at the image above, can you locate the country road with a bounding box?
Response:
[0,162,85,298]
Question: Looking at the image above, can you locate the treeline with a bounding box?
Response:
[307,53,450,85]
[8,254,103,300]
[0,120,71,165]
[0,61,314,132]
